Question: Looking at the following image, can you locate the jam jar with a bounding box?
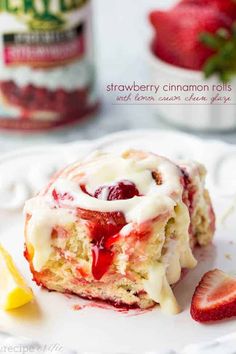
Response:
[0,0,98,130]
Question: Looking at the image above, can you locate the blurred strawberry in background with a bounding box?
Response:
[150,6,231,70]
[181,0,236,21]
[149,0,236,81]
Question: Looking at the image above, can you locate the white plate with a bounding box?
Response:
[0,130,236,354]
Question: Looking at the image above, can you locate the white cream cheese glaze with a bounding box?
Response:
[25,150,197,313]
[67,151,183,198]
[25,206,75,272]
[143,263,180,314]
[51,178,176,223]
[142,201,196,313]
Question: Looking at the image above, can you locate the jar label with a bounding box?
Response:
[0,0,97,130]
[3,25,85,67]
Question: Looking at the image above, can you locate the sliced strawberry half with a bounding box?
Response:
[191,269,236,322]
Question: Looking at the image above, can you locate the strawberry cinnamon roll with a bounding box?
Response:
[24,150,215,313]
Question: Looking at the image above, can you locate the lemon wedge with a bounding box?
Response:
[0,244,33,310]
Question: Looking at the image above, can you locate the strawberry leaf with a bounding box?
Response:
[200,32,222,50]
[200,22,236,82]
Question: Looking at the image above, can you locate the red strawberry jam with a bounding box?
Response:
[52,189,74,202]
[181,168,196,214]
[0,81,89,118]
[94,180,140,200]
[77,208,127,280]
[77,181,140,280]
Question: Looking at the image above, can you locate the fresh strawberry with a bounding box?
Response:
[151,35,177,67]
[149,5,232,70]
[180,0,236,20]
[191,269,236,322]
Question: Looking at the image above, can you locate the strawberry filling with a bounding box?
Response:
[51,226,69,239]
[77,181,141,280]
[180,168,196,214]
[94,180,140,200]
[0,81,89,118]
[51,181,152,280]
[52,189,74,202]
[77,208,127,280]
